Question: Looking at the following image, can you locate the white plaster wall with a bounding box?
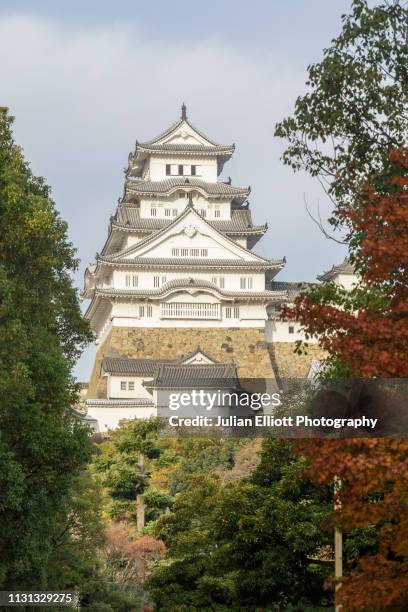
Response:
[139,195,231,219]
[112,270,265,291]
[334,273,358,290]
[148,155,218,182]
[86,406,156,432]
[108,375,153,399]
[265,320,319,343]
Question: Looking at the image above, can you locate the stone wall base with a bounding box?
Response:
[87,327,326,399]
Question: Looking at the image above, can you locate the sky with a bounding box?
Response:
[0,0,356,380]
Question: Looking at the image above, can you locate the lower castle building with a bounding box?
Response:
[82,106,355,432]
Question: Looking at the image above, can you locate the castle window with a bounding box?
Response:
[240,277,253,289]
[200,209,206,218]
[172,248,179,256]
[214,209,221,218]
[181,248,189,256]
[225,306,239,319]
[120,381,126,391]
[201,249,208,257]
[190,249,200,257]
[219,277,225,288]
[139,305,145,317]
[166,164,171,175]
[146,305,153,317]
[153,276,160,287]
[125,274,131,287]
[151,208,157,217]
[191,165,197,175]
[165,209,171,217]
[132,275,138,287]
[289,325,295,334]
[128,381,135,391]
[178,164,184,176]
[172,209,178,216]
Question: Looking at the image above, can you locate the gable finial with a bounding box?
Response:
[181,102,187,120]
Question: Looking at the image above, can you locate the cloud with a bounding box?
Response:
[0,14,346,378]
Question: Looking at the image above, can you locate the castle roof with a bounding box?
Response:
[269,281,309,301]
[317,258,355,282]
[96,256,284,272]
[124,177,249,203]
[102,357,177,376]
[128,105,235,176]
[149,362,238,389]
[112,206,266,236]
[90,277,287,301]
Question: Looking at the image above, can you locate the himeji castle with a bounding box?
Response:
[82,105,356,432]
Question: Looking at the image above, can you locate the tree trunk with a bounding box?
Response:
[136,451,145,532]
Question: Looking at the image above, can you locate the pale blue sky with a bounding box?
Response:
[0,1,358,379]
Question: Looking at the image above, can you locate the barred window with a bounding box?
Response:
[201,249,208,257]
[214,209,221,218]
[172,248,179,256]
[146,305,153,317]
[128,381,135,391]
[120,381,126,391]
[153,276,160,288]
[190,249,200,257]
[165,209,171,217]
[181,248,189,256]
[151,208,157,216]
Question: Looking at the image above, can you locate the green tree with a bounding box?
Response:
[93,418,163,522]
[146,440,333,611]
[0,107,93,588]
[275,0,408,216]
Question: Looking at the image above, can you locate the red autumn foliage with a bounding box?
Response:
[283,149,408,611]
[104,523,165,585]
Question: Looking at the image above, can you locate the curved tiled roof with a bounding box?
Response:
[113,206,266,235]
[135,143,234,155]
[125,178,249,200]
[92,277,287,301]
[317,258,355,282]
[151,363,238,389]
[103,357,177,376]
[97,256,284,271]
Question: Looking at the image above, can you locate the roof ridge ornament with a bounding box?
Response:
[181,102,187,120]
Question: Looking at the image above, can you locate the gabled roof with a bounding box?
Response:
[140,105,229,148]
[103,203,275,266]
[128,106,234,176]
[317,258,355,282]
[102,347,220,377]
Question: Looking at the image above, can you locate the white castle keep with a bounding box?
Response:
[82,106,356,432]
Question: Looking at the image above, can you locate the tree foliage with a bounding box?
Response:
[146,440,333,611]
[275,0,408,213]
[0,107,94,588]
[283,152,408,611]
